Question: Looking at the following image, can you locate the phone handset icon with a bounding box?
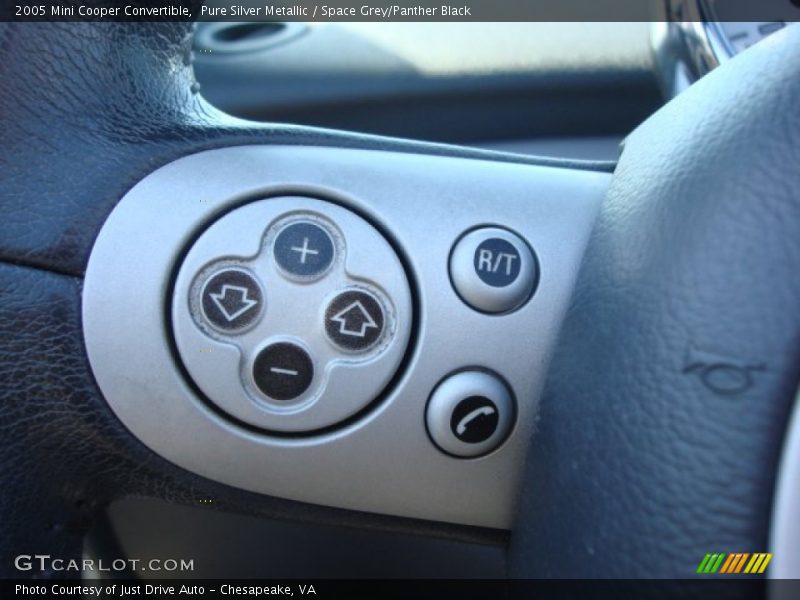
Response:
[455,406,497,436]
[449,396,500,444]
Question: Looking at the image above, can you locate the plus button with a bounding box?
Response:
[274,221,335,279]
[290,237,319,264]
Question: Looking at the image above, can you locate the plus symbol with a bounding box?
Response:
[290,237,319,264]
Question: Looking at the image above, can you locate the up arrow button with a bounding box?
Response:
[325,290,385,352]
[331,300,378,337]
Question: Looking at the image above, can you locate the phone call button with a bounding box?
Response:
[426,370,515,458]
[451,396,499,443]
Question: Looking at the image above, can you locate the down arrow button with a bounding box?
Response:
[325,289,386,352]
[200,268,263,333]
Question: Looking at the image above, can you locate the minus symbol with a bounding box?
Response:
[270,367,299,376]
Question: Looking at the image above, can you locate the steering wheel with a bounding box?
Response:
[1,22,798,590]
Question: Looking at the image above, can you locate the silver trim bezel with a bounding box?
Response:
[83,145,609,528]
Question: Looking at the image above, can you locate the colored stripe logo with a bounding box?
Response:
[697,553,772,574]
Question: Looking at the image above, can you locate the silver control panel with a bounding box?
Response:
[83,145,609,528]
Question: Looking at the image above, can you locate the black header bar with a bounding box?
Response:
[2,0,799,23]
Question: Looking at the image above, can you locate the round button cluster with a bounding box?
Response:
[449,227,538,313]
[171,197,413,434]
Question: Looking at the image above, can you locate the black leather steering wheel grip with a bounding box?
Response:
[510,24,800,585]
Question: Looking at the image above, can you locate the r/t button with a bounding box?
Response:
[449,227,538,314]
[474,238,521,287]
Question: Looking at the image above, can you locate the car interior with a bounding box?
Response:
[1,0,799,596]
